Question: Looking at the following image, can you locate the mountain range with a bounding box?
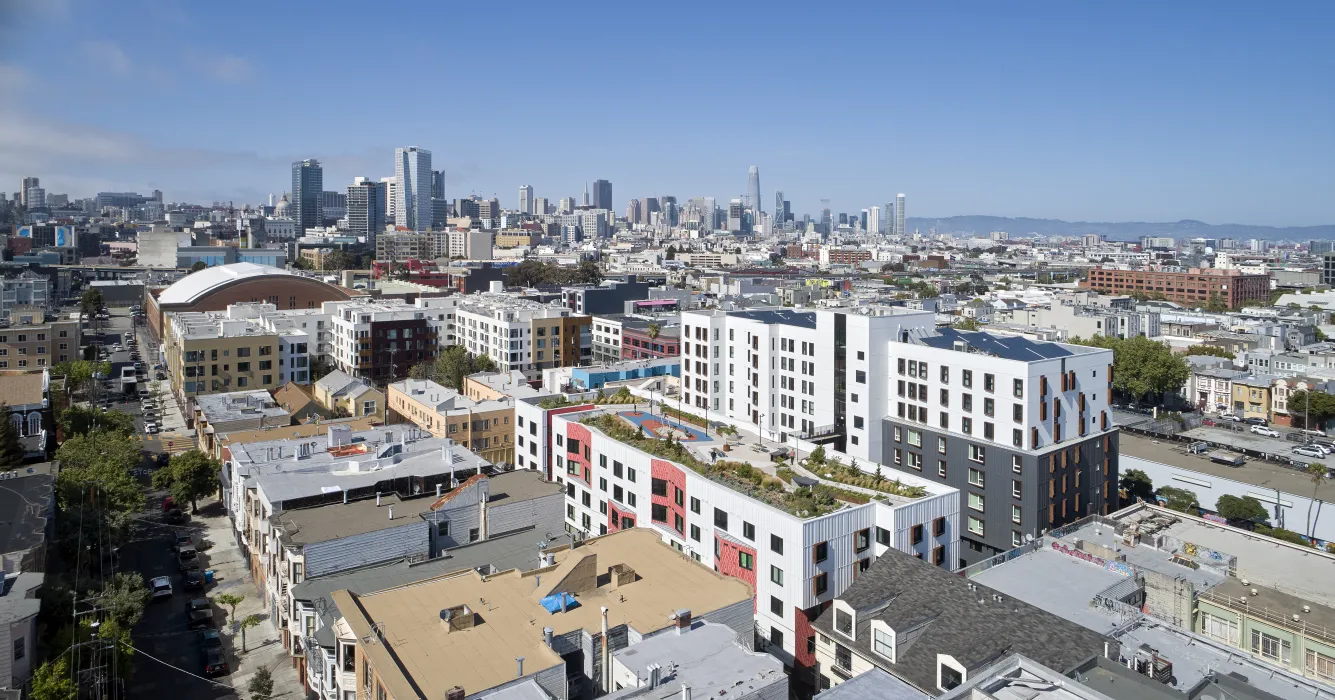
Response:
[905,216,1335,242]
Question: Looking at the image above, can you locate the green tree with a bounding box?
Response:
[100,572,150,628]
[1255,524,1314,547]
[953,317,982,331]
[54,431,145,515]
[59,406,136,438]
[248,667,275,700]
[647,323,661,340]
[1306,463,1328,540]
[1184,345,1235,360]
[433,346,496,392]
[152,449,219,513]
[1205,293,1229,312]
[0,406,24,468]
[1069,336,1189,402]
[78,288,104,324]
[1157,486,1199,513]
[310,357,335,382]
[30,657,77,700]
[665,246,676,261]
[1215,495,1269,525]
[1287,390,1335,432]
[808,445,826,466]
[214,593,245,621]
[408,361,435,381]
[1119,469,1154,503]
[239,613,262,652]
[190,261,208,272]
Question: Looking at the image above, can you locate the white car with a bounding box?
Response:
[1250,425,1280,438]
[1294,445,1327,459]
[149,575,172,600]
[1219,414,1243,422]
[144,422,158,434]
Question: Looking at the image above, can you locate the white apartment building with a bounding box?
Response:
[549,406,959,677]
[591,315,624,363]
[0,273,48,320]
[681,307,1119,566]
[454,294,589,376]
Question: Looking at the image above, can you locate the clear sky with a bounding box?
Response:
[0,0,1331,226]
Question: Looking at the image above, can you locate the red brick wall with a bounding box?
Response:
[149,276,354,339]
[794,603,829,670]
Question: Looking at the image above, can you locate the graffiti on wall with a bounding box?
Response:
[1051,541,1134,578]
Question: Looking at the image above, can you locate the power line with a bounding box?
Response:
[117,639,234,690]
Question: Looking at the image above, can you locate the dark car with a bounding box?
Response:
[186,602,214,630]
[1244,417,1268,426]
[198,629,222,649]
[164,509,186,525]
[171,532,193,551]
[202,647,229,677]
[157,452,171,467]
[181,570,206,591]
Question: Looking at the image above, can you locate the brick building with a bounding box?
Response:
[146,263,357,340]
[1081,267,1269,308]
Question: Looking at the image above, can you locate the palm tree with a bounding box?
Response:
[647,323,661,340]
[1307,463,1327,540]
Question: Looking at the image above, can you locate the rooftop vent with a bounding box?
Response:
[438,604,477,634]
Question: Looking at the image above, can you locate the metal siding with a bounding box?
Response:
[431,502,481,550]
[488,492,565,538]
[302,521,428,578]
[698,598,758,651]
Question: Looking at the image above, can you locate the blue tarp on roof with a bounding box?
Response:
[539,592,579,614]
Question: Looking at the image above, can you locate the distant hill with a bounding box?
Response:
[907,216,1335,242]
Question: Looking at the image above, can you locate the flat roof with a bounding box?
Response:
[195,390,290,423]
[0,467,53,559]
[216,416,380,447]
[1119,434,1335,501]
[818,668,928,700]
[728,308,817,329]
[335,528,752,699]
[0,372,45,406]
[605,621,784,700]
[274,493,415,547]
[919,328,1103,362]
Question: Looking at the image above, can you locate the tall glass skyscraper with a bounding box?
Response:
[347,177,386,245]
[895,193,907,237]
[291,159,323,234]
[394,147,432,231]
[747,165,761,213]
[592,179,612,211]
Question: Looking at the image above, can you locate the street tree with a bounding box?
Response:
[953,317,982,331]
[1286,390,1335,432]
[1307,463,1328,540]
[1184,345,1235,360]
[59,406,136,438]
[152,449,220,513]
[1216,495,1269,525]
[29,658,76,700]
[248,667,275,700]
[1119,469,1155,504]
[78,288,104,323]
[239,614,262,652]
[100,572,150,628]
[54,431,145,515]
[214,592,245,621]
[1157,486,1199,513]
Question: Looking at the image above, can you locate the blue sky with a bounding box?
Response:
[0,0,1331,226]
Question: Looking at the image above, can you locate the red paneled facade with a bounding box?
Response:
[714,532,758,611]
[608,502,636,532]
[650,459,687,537]
[564,423,592,487]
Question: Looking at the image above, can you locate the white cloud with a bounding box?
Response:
[81,40,132,78]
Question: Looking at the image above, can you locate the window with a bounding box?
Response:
[12,637,22,661]
[1013,505,1022,524]
[690,524,700,541]
[834,642,852,670]
[937,460,947,478]
[962,417,972,434]
[855,370,866,384]
[1013,404,1023,422]
[969,493,985,511]
[1013,378,1024,398]
[855,528,871,552]
[907,429,922,447]
[813,572,828,595]
[940,366,950,383]
[968,444,985,463]
[932,545,945,566]
[835,609,853,636]
[1250,630,1290,665]
[984,398,994,417]
[714,508,728,530]
[771,596,784,616]
[813,541,828,563]
[984,373,995,392]
[770,566,784,586]
[873,628,895,661]
[962,394,973,412]
[933,517,946,536]
[743,521,755,540]
[962,369,973,388]
[771,534,783,554]
[1202,612,1239,645]
[738,551,754,570]
[911,524,924,544]
[1012,455,1023,473]
[968,468,985,487]
[1012,480,1022,498]
[876,526,891,545]
[1306,649,1335,682]
[968,516,985,536]
[651,478,668,496]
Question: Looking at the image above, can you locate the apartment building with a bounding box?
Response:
[164,308,310,401]
[679,308,1119,566]
[311,370,385,419]
[560,275,652,314]
[387,378,515,465]
[454,294,591,377]
[0,273,48,320]
[0,307,78,370]
[549,406,959,687]
[1009,303,1161,340]
[591,314,625,363]
[335,528,756,700]
[1082,267,1269,308]
[324,299,440,383]
[819,247,873,267]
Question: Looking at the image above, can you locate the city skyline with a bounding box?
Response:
[0,2,1331,226]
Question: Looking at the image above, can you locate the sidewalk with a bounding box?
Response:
[194,499,306,699]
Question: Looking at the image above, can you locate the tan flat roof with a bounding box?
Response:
[335,528,752,699]
[217,416,380,448]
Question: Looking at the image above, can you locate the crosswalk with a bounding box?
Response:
[136,431,195,454]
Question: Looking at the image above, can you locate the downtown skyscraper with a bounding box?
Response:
[518,185,534,215]
[746,165,761,212]
[591,179,612,210]
[291,159,323,234]
[347,177,386,245]
[394,147,432,231]
[895,192,907,236]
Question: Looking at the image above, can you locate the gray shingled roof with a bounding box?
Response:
[812,550,1113,695]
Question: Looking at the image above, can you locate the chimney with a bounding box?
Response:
[445,687,465,700]
[543,627,554,648]
[681,687,691,700]
[436,483,442,497]
[601,606,611,692]
[342,490,347,505]
[673,609,692,634]
[515,657,524,677]
[647,663,662,689]
[376,492,382,506]
[388,505,394,520]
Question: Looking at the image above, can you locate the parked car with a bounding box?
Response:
[164,508,186,524]
[157,452,171,467]
[1219,414,1243,422]
[1244,417,1269,426]
[198,629,222,650]
[148,576,172,600]
[1250,425,1280,438]
[155,372,166,381]
[1293,445,1327,458]
[202,647,229,677]
[185,599,214,630]
[145,423,159,434]
[172,532,193,551]
[177,545,200,572]
[1312,441,1335,454]
[181,570,206,591]
[161,495,176,512]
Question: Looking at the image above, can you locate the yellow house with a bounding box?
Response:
[387,378,514,466]
[1231,377,1272,421]
[312,370,385,420]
